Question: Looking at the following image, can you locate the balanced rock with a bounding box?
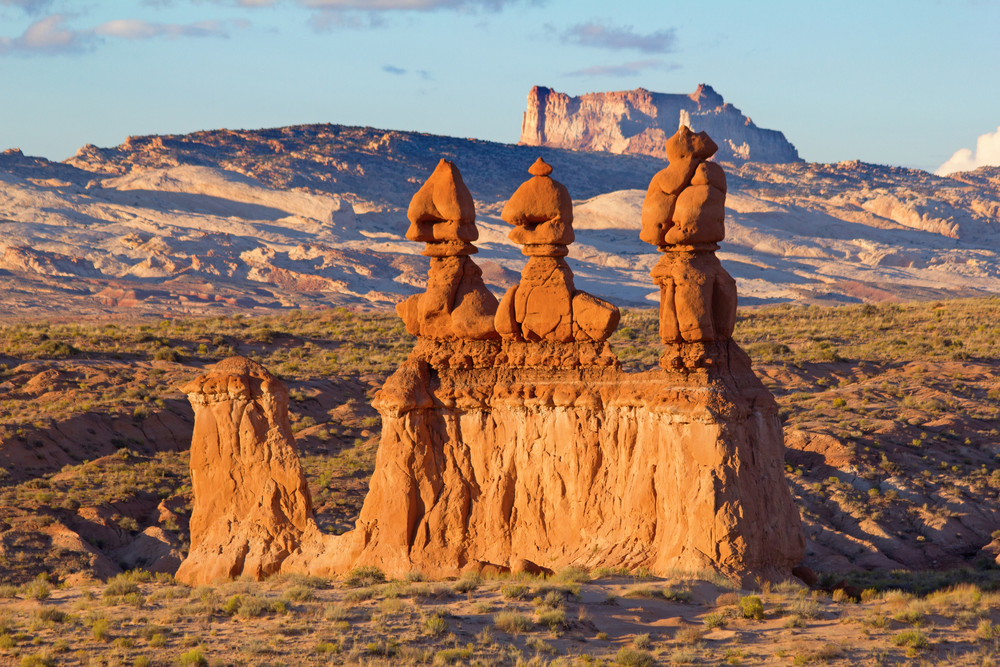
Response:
[175,154,805,590]
[174,356,317,585]
[396,160,500,340]
[496,158,620,343]
[406,158,478,252]
[641,126,737,347]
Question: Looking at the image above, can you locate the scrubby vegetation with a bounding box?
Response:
[5,298,1000,665]
[0,567,997,665]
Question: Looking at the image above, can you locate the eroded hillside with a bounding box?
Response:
[1,127,999,320]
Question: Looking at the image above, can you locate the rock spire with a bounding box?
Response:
[495,158,620,343]
[174,356,318,585]
[396,159,500,340]
[641,126,738,351]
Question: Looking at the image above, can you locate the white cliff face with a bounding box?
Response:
[519,84,802,164]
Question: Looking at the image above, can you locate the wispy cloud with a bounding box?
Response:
[226,0,535,31]
[0,0,54,15]
[382,64,432,79]
[560,20,675,54]
[242,0,526,8]
[565,59,677,78]
[936,126,1000,176]
[0,13,239,56]
[94,19,231,40]
[0,14,88,54]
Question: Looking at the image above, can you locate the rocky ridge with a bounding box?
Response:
[2,123,1000,320]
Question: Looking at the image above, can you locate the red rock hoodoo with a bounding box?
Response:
[175,141,804,586]
[395,159,500,341]
[174,357,318,585]
[641,125,739,349]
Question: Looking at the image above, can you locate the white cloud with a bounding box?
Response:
[936,126,1000,176]
[0,13,238,55]
[94,19,230,40]
[565,59,678,78]
[560,21,675,54]
[226,0,533,30]
[0,14,87,54]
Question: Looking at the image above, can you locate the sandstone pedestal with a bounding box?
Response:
[307,339,804,585]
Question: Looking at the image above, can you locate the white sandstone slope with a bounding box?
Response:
[1,129,999,319]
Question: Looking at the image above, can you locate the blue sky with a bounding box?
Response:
[1,0,998,172]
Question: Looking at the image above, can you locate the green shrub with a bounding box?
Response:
[19,654,55,667]
[434,646,473,665]
[615,647,655,667]
[536,609,567,630]
[738,595,765,620]
[501,583,530,600]
[453,573,481,594]
[178,649,207,667]
[92,618,111,641]
[314,641,340,654]
[35,608,66,623]
[494,611,533,634]
[424,615,448,637]
[892,630,928,649]
[343,566,385,588]
[104,576,140,599]
[23,581,49,601]
[703,612,726,629]
[282,585,315,602]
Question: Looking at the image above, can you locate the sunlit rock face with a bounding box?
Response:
[519,84,802,164]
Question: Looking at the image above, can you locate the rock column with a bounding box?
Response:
[495,158,620,343]
[395,159,500,341]
[641,126,738,363]
[174,357,318,585]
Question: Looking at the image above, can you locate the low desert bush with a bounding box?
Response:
[178,649,207,667]
[892,630,928,650]
[343,566,385,588]
[739,595,765,620]
[615,647,655,667]
[494,611,532,634]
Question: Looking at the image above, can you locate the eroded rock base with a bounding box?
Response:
[293,340,804,586]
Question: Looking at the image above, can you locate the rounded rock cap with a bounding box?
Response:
[407,159,476,225]
[501,158,573,227]
[528,157,553,177]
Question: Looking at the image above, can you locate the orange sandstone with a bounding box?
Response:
[173,357,317,585]
[396,159,500,340]
[174,154,804,588]
[496,158,620,343]
[641,126,738,347]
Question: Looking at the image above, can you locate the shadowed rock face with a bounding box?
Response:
[174,357,317,585]
[520,84,802,164]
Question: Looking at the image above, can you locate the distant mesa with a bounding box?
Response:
[519,84,802,164]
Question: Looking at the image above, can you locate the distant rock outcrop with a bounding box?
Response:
[520,84,801,164]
